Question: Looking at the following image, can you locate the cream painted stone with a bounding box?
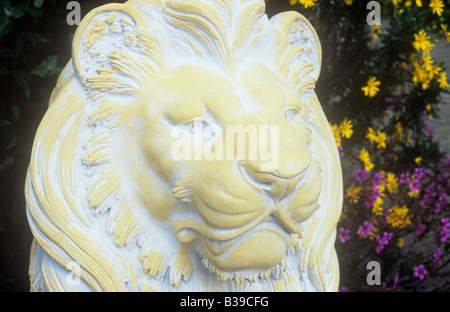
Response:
[25,0,342,292]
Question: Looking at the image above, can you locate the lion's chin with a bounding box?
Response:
[197,220,292,280]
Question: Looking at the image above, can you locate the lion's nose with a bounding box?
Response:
[240,163,303,202]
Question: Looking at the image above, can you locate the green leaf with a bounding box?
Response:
[31,55,59,77]
[13,0,31,18]
[0,16,14,39]
[26,6,43,22]
[33,0,43,8]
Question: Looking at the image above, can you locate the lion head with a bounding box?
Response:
[26,0,342,292]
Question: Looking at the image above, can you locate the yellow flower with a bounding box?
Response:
[428,65,441,80]
[398,238,405,248]
[340,119,353,139]
[430,0,444,16]
[346,186,361,204]
[416,0,422,7]
[359,148,375,171]
[413,30,432,53]
[422,78,431,90]
[346,0,353,5]
[412,63,432,90]
[442,24,450,42]
[395,122,404,140]
[299,0,317,8]
[415,157,422,164]
[386,172,398,193]
[438,72,449,89]
[372,25,381,40]
[364,161,375,172]
[289,0,298,5]
[413,65,427,84]
[366,127,377,143]
[362,76,381,97]
[375,131,387,149]
[359,148,370,163]
[422,54,434,71]
[372,197,384,216]
[387,205,412,229]
[330,123,342,147]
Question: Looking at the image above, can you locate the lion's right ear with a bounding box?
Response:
[72,3,163,92]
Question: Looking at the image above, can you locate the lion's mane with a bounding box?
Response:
[26,0,342,292]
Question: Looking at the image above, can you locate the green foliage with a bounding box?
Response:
[0,0,117,291]
[0,0,69,291]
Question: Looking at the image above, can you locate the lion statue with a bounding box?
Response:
[25,0,342,292]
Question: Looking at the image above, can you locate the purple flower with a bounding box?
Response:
[379,232,393,245]
[399,172,410,184]
[364,188,381,208]
[338,146,344,157]
[441,232,450,243]
[409,178,421,192]
[420,193,429,207]
[415,223,426,236]
[358,221,374,238]
[440,193,448,205]
[339,286,347,292]
[372,172,383,187]
[433,248,441,264]
[354,168,368,183]
[442,217,450,228]
[439,218,450,242]
[338,227,351,243]
[435,202,441,214]
[375,244,384,254]
[425,121,433,138]
[414,168,424,179]
[375,232,393,254]
[413,265,427,280]
[443,154,450,165]
[393,273,399,290]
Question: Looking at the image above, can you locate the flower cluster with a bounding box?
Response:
[287,0,450,291]
[330,118,353,156]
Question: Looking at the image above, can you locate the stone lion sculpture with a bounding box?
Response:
[25,0,342,292]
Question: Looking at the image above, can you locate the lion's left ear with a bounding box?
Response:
[270,11,322,83]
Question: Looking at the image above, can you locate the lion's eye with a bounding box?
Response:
[189,120,204,134]
[185,119,216,143]
[284,109,298,122]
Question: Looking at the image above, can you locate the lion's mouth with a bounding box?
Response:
[173,207,291,245]
[203,214,291,251]
[174,212,292,281]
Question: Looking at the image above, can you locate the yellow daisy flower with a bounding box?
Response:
[430,0,444,16]
[362,76,381,97]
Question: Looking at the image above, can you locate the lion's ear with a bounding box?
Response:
[270,11,322,83]
[72,3,162,91]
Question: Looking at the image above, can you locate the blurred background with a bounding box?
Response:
[0,0,449,292]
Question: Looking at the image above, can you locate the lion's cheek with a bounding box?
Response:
[202,231,287,272]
